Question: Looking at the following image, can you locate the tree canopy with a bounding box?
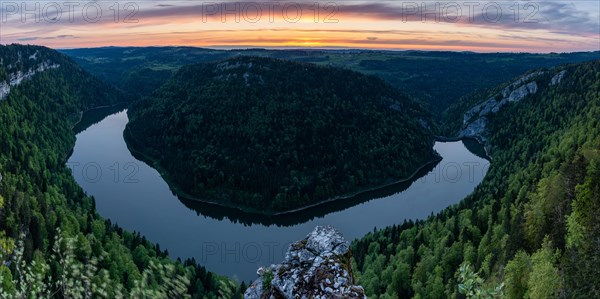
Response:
[352,59,600,298]
[126,56,436,212]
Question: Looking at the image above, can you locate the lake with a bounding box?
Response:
[67,109,489,282]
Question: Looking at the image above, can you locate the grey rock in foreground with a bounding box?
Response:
[244,226,366,299]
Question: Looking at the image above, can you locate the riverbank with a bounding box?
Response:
[435,135,492,161]
[124,124,444,216]
[70,103,129,130]
[73,110,489,280]
[272,154,442,216]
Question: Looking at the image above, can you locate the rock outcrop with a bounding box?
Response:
[458,71,545,143]
[244,226,366,299]
[550,70,567,86]
[0,60,60,100]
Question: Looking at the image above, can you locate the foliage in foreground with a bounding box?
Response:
[0,229,188,298]
[457,263,503,299]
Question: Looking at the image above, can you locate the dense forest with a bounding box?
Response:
[3,43,599,298]
[0,45,243,298]
[351,60,600,298]
[126,56,436,212]
[60,47,232,100]
[63,47,599,114]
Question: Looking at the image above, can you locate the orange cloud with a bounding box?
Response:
[0,1,598,52]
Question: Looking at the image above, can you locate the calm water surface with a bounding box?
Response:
[67,109,489,281]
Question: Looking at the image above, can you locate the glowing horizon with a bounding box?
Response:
[0,1,599,53]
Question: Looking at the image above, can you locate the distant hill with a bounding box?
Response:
[61,47,232,99]
[126,56,437,212]
[62,47,600,116]
[1,44,126,111]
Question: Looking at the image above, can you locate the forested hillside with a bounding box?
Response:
[61,47,232,100]
[126,56,436,213]
[352,60,600,298]
[0,45,241,298]
[4,44,598,298]
[62,47,599,114]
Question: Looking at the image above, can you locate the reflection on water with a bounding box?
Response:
[72,104,129,134]
[68,109,490,281]
[178,161,438,226]
[461,138,489,160]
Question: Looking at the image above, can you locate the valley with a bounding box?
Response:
[69,108,488,280]
[0,43,598,298]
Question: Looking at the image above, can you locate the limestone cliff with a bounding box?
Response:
[457,70,564,143]
[244,226,366,299]
[0,49,60,100]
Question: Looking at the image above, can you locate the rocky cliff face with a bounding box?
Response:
[458,70,566,143]
[0,50,60,100]
[244,226,366,299]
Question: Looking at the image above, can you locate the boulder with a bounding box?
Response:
[244,226,366,299]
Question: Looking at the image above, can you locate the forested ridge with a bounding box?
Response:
[63,47,599,114]
[126,56,436,212]
[0,45,243,298]
[351,59,600,298]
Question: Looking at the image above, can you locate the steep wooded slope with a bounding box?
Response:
[352,59,600,298]
[126,56,436,212]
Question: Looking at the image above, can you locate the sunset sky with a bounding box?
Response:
[1,0,599,52]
